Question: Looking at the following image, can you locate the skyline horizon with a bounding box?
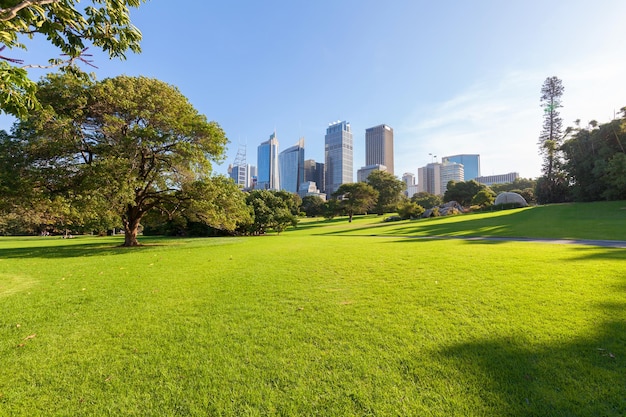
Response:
[2,1,625,182]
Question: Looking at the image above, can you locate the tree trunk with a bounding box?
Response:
[123,206,142,246]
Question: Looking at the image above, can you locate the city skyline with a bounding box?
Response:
[1,2,626,181]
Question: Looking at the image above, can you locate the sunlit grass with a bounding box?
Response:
[1,202,625,415]
[303,201,626,241]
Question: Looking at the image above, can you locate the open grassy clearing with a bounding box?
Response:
[1,203,625,416]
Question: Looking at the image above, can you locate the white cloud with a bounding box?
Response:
[397,71,544,179]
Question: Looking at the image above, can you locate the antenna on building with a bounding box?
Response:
[233,143,247,167]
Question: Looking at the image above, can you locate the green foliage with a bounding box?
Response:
[301,195,325,217]
[322,198,341,220]
[6,73,227,245]
[471,188,496,208]
[182,176,253,234]
[604,153,626,200]
[443,180,488,207]
[490,178,537,194]
[333,182,378,222]
[561,114,626,202]
[0,0,146,118]
[245,189,299,235]
[411,191,443,209]
[366,170,405,215]
[396,200,424,220]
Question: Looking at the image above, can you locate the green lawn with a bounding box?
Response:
[1,202,625,416]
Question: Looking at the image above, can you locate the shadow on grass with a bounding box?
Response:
[0,238,164,259]
[317,210,525,238]
[294,215,382,231]
[430,301,626,415]
[567,246,626,262]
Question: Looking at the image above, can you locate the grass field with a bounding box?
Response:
[1,202,626,416]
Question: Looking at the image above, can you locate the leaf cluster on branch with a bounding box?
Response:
[0,0,146,118]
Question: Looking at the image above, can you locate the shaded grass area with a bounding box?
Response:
[307,201,626,241]
[1,206,626,415]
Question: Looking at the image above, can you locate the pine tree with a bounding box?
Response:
[537,76,569,203]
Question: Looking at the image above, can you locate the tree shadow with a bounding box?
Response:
[0,238,164,259]
[430,301,626,416]
[567,246,626,262]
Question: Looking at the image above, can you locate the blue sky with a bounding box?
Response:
[3,0,626,180]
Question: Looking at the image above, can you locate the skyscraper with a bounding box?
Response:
[365,124,394,175]
[325,121,353,196]
[257,132,280,190]
[440,160,464,193]
[418,163,442,195]
[304,159,325,193]
[279,138,305,194]
[442,154,480,180]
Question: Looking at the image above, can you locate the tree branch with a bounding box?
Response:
[0,0,60,22]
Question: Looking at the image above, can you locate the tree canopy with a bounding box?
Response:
[366,170,405,215]
[245,189,299,235]
[332,182,378,222]
[0,0,145,118]
[411,191,442,209]
[561,112,626,201]
[443,180,488,207]
[6,73,228,245]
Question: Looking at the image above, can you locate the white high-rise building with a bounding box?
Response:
[440,161,464,193]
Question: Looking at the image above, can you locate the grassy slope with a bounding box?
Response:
[1,202,625,416]
[303,200,626,241]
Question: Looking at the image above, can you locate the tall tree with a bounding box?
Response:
[12,73,227,246]
[332,182,378,222]
[537,76,569,203]
[366,170,405,215]
[0,0,145,118]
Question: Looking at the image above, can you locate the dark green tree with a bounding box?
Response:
[561,113,626,201]
[471,189,496,208]
[397,200,424,220]
[411,191,443,209]
[245,189,298,235]
[322,199,341,220]
[332,182,378,222]
[366,170,405,215]
[443,180,487,207]
[301,195,325,217]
